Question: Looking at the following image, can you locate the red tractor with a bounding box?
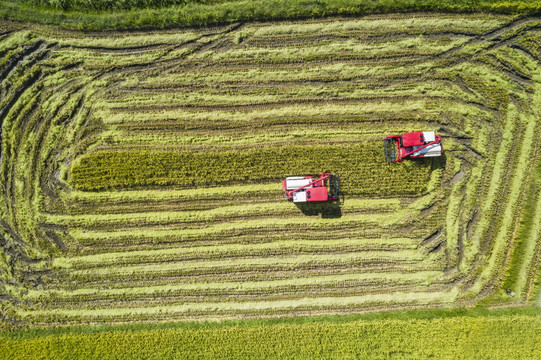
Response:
[283,173,339,203]
[384,131,442,162]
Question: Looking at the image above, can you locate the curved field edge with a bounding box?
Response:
[501,136,541,302]
[0,0,539,31]
[0,308,539,360]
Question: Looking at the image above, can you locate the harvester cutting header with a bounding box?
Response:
[384,131,442,162]
[283,173,339,203]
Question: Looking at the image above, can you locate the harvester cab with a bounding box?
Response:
[384,131,442,162]
[282,173,339,203]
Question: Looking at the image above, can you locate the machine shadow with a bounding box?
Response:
[294,200,343,218]
[431,151,447,170]
[408,151,447,171]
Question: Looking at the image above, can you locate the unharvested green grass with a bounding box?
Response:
[65,184,280,202]
[100,126,441,147]
[70,143,432,193]
[9,310,541,360]
[0,1,535,30]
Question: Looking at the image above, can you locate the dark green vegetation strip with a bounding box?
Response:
[1,313,539,360]
[3,306,539,339]
[1,0,541,30]
[70,144,432,194]
[502,149,541,294]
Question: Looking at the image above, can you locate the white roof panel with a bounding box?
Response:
[293,191,307,203]
[423,131,436,142]
[285,177,313,190]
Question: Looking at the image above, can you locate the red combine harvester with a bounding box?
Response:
[283,173,339,203]
[384,131,442,162]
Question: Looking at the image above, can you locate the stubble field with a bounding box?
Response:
[0,13,540,336]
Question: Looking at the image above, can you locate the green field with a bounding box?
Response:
[3,0,541,30]
[0,9,540,358]
[1,309,540,359]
